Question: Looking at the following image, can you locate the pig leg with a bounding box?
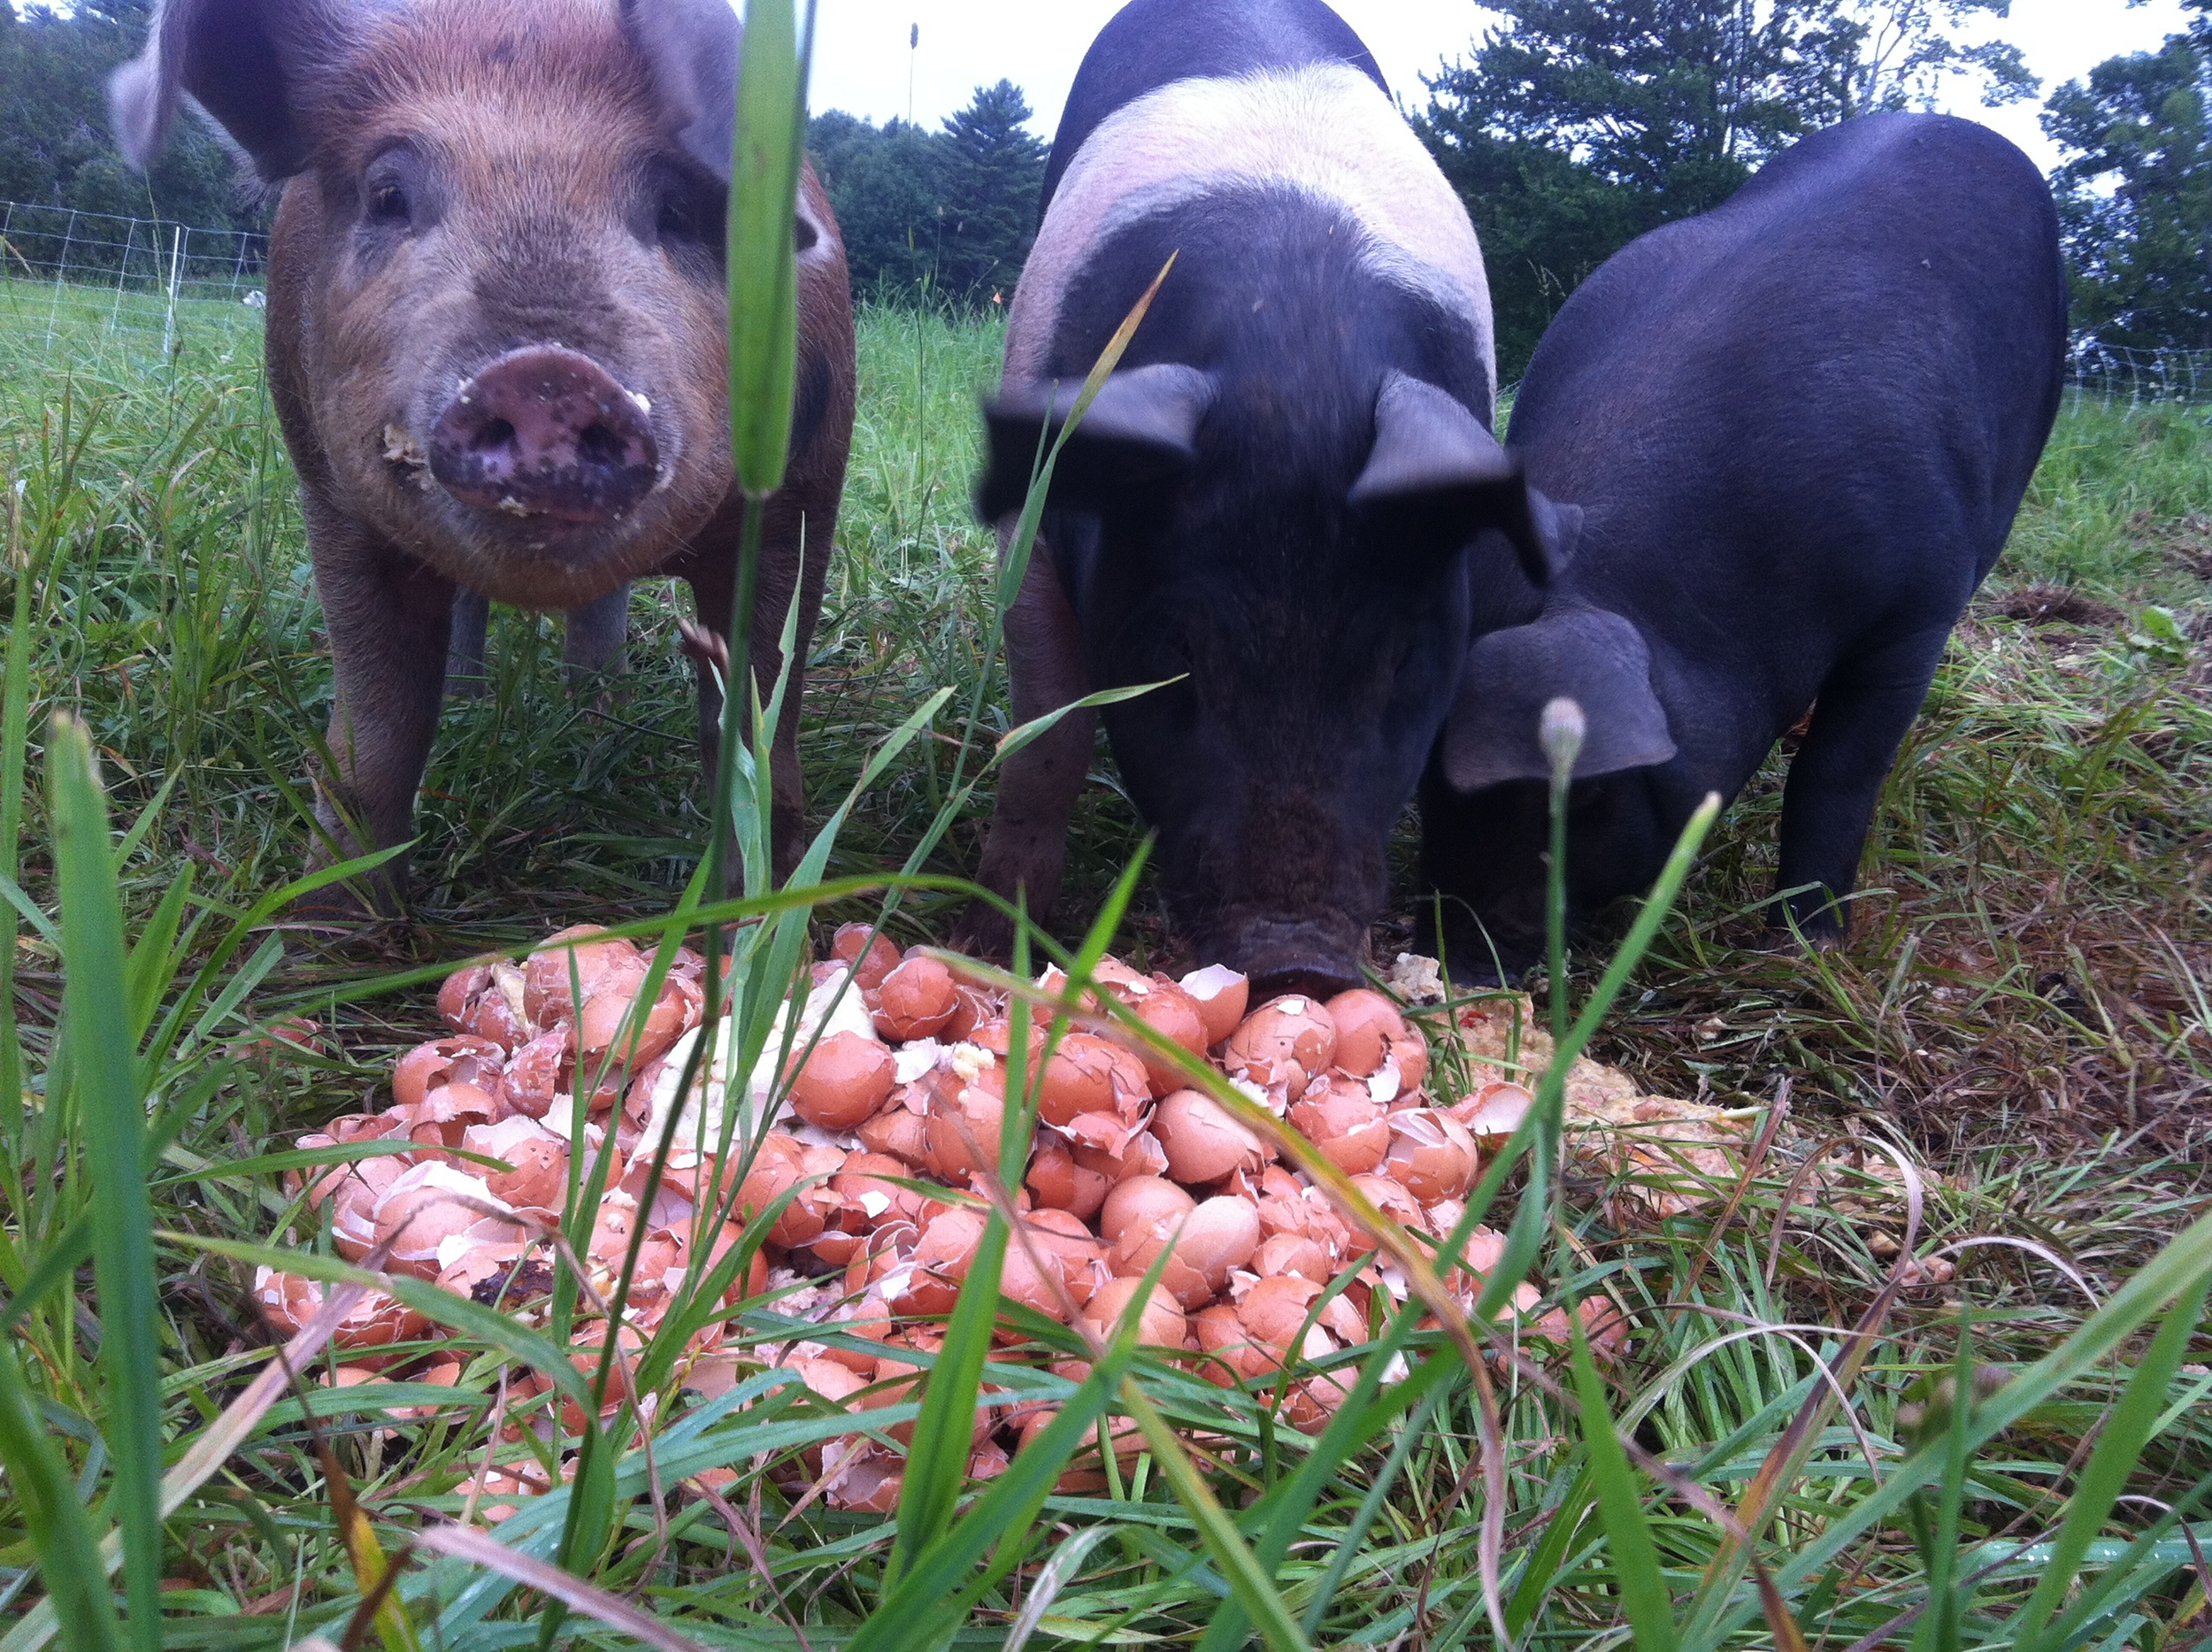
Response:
[956,539,1094,959]
[446,589,491,698]
[1771,626,1952,943]
[683,494,829,889]
[563,583,629,686]
[307,543,457,916]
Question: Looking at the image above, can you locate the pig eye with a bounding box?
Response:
[656,191,698,241]
[367,181,411,226]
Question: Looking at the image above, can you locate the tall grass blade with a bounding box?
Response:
[47,715,163,1652]
[2012,1274,2212,1652]
[727,0,813,498]
[1,483,31,1155]
[1571,1313,1680,1652]
[410,1523,716,1652]
[0,1342,121,1652]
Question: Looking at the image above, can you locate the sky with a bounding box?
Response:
[807,0,2198,174]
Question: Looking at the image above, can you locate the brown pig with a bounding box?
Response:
[110,0,856,911]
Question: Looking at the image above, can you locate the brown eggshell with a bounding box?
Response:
[578,968,700,1068]
[1179,964,1250,1047]
[1125,980,1210,1095]
[461,1115,569,1210]
[1193,1302,1281,1386]
[1024,1133,1110,1219]
[1222,996,1338,1093]
[373,1163,512,1279]
[1037,1033,1132,1126]
[1098,1176,1196,1245]
[1235,1274,1333,1354]
[872,955,959,1041]
[1108,1220,1213,1310]
[1381,1110,1478,1204]
[1346,1173,1428,1255]
[1021,1209,1106,1306]
[831,923,902,993]
[522,926,641,1027]
[1154,1088,1269,1185]
[1321,989,1394,1076]
[831,1152,922,1229]
[438,964,495,1033]
[496,1027,574,1120]
[1449,1080,1534,1145]
[1079,1273,1187,1348]
[923,1083,1005,1180]
[394,1035,508,1113]
[1253,1231,1333,1282]
[1179,1195,1262,1290]
[1287,1079,1391,1175]
[826,1448,905,1513]
[788,1031,897,1131]
[1073,1128,1170,1187]
[856,1102,932,1168]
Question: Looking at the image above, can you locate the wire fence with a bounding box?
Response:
[5,197,2212,413]
[0,199,269,367]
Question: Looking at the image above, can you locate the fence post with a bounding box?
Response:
[162,225,183,361]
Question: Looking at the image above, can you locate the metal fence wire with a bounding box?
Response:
[2068,341,2212,409]
[0,198,269,363]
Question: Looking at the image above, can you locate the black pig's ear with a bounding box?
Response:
[622,0,741,182]
[978,364,1217,522]
[1440,607,1675,792]
[1352,372,1576,584]
[109,0,373,180]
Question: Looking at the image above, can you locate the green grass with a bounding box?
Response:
[3,203,2210,1650]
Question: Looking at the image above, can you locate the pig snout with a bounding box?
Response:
[1217,918,1368,1004]
[428,346,658,524]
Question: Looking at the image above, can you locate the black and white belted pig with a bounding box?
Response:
[960,0,1569,996]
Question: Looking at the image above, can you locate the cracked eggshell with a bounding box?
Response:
[1118,978,1210,1095]
[644,974,879,1152]
[1288,1078,1392,1174]
[1324,988,1426,1091]
[1180,1195,1263,1290]
[1079,1274,1187,1348]
[578,967,701,1069]
[788,1031,897,1131]
[1222,996,1338,1093]
[830,1152,921,1229]
[923,1083,1005,1180]
[1098,1176,1195,1245]
[438,964,495,1033]
[1108,1219,1213,1310]
[872,954,958,1041]
[1194,1302,1279,1385]
[1448,1080,1533,1146]
[461,1115,568,1210]
[394,1035,507,1113]
[1154,1088,1269,1185]
[1024,1133,1110,1219]
[1179,964,1250,1047]
[1253,1231,1333,1282]
[374,1162,515,1278]
[831,923,902,993]
[1022,1209,1105,1306]
[1381,1110,1477,1203]
[856,1099,931,1167]
[1345,1173,1428,1256]
[1036,1033,1140,1127]
[1073,1127,1169,1185]
[496,1027,574,1119]
[522,926,641,1026]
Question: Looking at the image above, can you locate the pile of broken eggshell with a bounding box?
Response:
[261,922,1636,1518]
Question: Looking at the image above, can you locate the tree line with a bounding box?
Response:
[4,0,2209,365]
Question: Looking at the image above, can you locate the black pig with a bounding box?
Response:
[964,0,1563,996]
[1420,113,2067,978]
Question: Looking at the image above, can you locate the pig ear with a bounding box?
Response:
[622,0,742,181]
[108,0,370,179]
[1352,372,1571,584]
[1440,608,1676,792]
[978,364,1217,522]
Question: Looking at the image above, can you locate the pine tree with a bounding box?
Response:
[933,80,1047,304]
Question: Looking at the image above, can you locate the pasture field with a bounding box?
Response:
[1,292,2209,1648]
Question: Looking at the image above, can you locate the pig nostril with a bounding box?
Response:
[576,423,626,468]
[472,418,516,453]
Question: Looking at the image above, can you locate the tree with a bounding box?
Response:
[2045,35,2212,350]
[1417,0,2039,378]
[933,80,1048,303]
[807,81,1047,308]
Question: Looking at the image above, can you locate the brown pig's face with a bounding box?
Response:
[296,4,741,609]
